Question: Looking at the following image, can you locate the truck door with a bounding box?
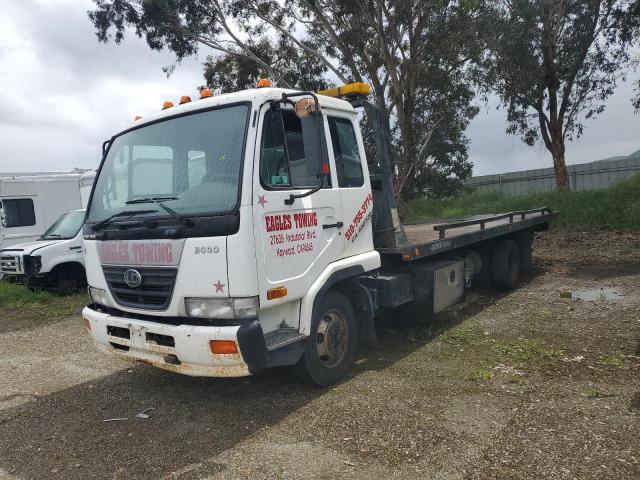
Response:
[326,114,375,258]
[252,106,343,325]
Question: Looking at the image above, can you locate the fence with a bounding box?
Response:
[466,155,640,194]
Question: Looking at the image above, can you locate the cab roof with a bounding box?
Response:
[132,87,357,128]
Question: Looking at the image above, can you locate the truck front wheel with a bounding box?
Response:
[296,291,357,386]
[491,239,520,290]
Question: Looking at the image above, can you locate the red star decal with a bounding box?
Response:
[213,280,225,293]
[257,194,268,207]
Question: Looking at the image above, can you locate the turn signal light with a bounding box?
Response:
[162,101,174,110]
[179,95,192,104]
[267,286,288,300]
[200,88,213,98]
[257,78,272,88]
[84,319,91,331]
[209,340,238,355]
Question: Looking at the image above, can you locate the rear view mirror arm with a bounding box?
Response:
[284,176,326,205]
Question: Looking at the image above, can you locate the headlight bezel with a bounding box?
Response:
[185,296,259,319]
[88,286,108,306]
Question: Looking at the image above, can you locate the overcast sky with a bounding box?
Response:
[1,0,639,177]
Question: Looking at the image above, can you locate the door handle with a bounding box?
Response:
[69,246,82,251]
[322,221,343,230]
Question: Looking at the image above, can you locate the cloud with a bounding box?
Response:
[0,0,207,173]
[0,0,638,177]
[467,79,640,176]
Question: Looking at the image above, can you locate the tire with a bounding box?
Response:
[474,242,494,289]
[516,230,533,273]
[55,277,77,295]
[491,239,520,290]
[296,291,357,386]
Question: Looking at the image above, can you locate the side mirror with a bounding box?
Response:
[297,98,327,181]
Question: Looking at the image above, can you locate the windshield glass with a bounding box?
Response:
[42,211,85,239]
[87,104,249,224]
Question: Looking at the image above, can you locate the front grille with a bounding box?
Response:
[102,265,177,311]
[0,255,22,274]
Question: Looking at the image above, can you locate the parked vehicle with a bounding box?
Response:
[0,172,95,250]
[82,82,555,386]
[0,210,87,293]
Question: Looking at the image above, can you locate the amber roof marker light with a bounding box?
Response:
[199,88,213,99]
[319,82,372,99]
[257,78,272,88]
[179,95,192,104]
[162,101,174,110]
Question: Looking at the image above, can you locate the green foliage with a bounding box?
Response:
[477,1,638,189]
[400,174,640,232]
[87,0,481,199]
[202,36,329,92]
[469,369,495,381]
[438,323,562,382]
[0,282,87,314]
[583,387,606,398]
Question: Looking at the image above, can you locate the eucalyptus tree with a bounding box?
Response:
[89,0,482,199]
[480,0,638,190]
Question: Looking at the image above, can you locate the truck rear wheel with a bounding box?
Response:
[491,239,520,290]
[296,291,357,386]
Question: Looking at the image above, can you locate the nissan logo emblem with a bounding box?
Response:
[124,269,142,288]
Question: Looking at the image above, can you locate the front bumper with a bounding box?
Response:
[82,305,270,377]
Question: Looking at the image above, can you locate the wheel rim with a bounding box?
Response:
[315,309,349,368]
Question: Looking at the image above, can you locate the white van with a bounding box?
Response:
[0,209,86,293]
[0,172,95,250]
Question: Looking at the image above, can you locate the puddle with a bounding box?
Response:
[560,288,625,302]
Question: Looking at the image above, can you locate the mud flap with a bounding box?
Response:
[237,321,270,375]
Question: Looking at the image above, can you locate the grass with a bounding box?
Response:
[0,281,87,317]
[438,323,564,381]
[400,173,640,232]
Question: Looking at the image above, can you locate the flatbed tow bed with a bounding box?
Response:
[379,208,556,262]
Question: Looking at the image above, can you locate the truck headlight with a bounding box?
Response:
[89,286,108,306]
[29,255,42,274]
[185,297,259,319]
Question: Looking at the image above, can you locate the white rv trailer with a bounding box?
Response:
[0,172,95,250]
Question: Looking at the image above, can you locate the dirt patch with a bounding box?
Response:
[0,231,639,479]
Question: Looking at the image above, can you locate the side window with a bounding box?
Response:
[260,109,328,189]
[328,117,364,188]
[0,199,36,228]
[260,109,290,188]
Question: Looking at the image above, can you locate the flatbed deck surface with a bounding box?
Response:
[403,211,547,244]
[378,209,555,261]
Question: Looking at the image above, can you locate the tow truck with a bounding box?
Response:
[82,82,555,386]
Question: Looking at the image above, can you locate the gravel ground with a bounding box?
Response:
[0,231,638,479]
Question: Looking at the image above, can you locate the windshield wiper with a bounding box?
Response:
[43,234,63,239]
[92,209,158,231]
[126,197,194,227]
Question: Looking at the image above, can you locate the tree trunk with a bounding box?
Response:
[551,144,570,191]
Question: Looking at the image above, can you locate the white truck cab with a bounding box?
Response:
[0,209,87,293]
[0,172,95,250]
[82,83,554,385]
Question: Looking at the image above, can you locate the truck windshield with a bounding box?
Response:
[86,104,249,225]
[42,211,85,240]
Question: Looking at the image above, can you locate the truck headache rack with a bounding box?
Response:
[433,207,553,240]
